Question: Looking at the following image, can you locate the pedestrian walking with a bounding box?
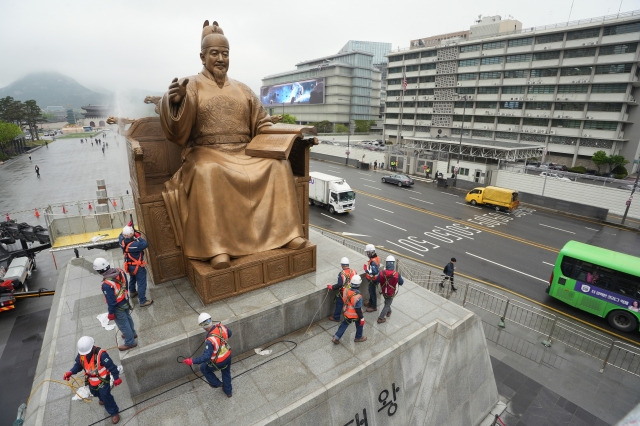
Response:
[362,244,380,312]
[34,165,40,178]
[182,313,233,397]
[63,336,123,424]
[28,155,31,161]
[327,257,358,322]
[425,166,431,178]
[118,225,153,307]
[374,160,378,170]
[380,162,384,169]
[440,257,457,291]
[93,258,138,350]
[331,275,367,344]
[377,255,404,323]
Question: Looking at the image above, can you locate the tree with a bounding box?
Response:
[24,100,42,140]
[281,113,296,124]
[0,121,22,160]
[335,124,348,133]
[609,154,628,171]
[591,150,608,174]
[354,120,376,133]
[311,120,332,133]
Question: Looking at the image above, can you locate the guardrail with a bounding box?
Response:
[314,226,640,377]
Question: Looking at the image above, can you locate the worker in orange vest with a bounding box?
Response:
[331,275,367,344]
[63,336,123,424]
[327,257,358,322]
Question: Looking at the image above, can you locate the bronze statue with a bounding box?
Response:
[160,20,306,269]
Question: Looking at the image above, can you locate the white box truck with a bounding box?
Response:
[309,172,356,214]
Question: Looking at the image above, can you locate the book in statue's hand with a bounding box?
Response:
[259,123,317,136]
[245,133,301,160]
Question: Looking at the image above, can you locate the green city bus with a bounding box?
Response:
[547,240,640,333]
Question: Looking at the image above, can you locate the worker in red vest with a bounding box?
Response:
[327,257,358,322]
[183,313,233,398]
[362,244,381,312]
[331,275,367,344]
[63,336,123,424]
[119,225,153,307]
[377,255,404,324]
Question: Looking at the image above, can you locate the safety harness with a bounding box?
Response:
[102,270,128,306]
[121,239,147,275]
[342,289,362,321]
[380,270,400,298]
[206,324,231,368]
[81,348,110,388]
[365,256,380,281]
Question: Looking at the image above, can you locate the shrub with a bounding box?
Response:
[612,165,628,179]
[568,166,586,174]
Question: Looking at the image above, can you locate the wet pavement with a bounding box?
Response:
[0,133,131,425]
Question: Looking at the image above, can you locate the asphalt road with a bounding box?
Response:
[308,161,640,341]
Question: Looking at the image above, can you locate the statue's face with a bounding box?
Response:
[200,45,229,75]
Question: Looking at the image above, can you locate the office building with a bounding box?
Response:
[260,41,389,131]
[384,11,640,172]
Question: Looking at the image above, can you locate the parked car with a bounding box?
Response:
[550,164,569,171]
[382,174,414,187]
[539,172,571,182]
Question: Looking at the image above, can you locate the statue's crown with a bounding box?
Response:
[201,20,224,41]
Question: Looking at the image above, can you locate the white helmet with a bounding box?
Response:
[340,257,349,265]
[198,312,212,329]
[365,244,375,253]
[77,336,94,355]
[385,255,396,270]
[350,274,362,288]
[122,225,134,238]
[92,257,110,273]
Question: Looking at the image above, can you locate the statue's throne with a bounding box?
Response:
[125,117,316,303]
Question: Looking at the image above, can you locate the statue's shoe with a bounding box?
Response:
[210,253,231,269]
[285,237,306,250]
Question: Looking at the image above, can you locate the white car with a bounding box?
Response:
[540,172,571,182]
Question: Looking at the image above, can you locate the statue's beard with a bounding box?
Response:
[213,68,226,88]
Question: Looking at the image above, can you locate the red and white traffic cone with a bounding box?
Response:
[88,202,93,211]
[62,205,67,214]
[112,199,117,207]
[5,213,10,222]
[34,208,40,218]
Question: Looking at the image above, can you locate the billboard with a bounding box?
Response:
[261,78,325,106]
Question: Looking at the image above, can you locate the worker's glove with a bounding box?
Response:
[182,358,193,366]
[363,263,368,272]
[107,313,115,321]
[113,378,122,387]
[359,318,365,327]
[63,371,73,381]
[326,284,333,291]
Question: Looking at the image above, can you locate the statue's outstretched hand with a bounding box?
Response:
[168,77,189,105]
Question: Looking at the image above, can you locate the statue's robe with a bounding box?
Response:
[160,71,303,260]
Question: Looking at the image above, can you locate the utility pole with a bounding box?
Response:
[621,157,640,225]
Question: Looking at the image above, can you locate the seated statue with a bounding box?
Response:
[160,20,306,269]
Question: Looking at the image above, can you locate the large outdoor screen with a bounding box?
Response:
[260,78,325,106]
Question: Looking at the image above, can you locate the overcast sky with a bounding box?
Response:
[1,0,636,104]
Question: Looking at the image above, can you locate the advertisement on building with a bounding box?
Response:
[260,78,325,106]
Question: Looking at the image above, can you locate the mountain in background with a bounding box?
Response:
[0,72,109,109]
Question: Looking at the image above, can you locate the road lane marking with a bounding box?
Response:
[457,202,481,209]
[466,252,549,283]
[320,213,346,224]
[342,232,371,237]
[539,223,575,234]
[402,188,421,194]
[410,197,434,205]
[585,227,599,231]
[360,178,377,182]
[363,184,382,191]
[441,192,459,197]
[374,219,406,231]
[385,240,424,256]
[368,204,394,213]
[543,261,554,266]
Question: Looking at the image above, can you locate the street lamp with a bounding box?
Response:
[338,98,352,165]
[456,95,468,179]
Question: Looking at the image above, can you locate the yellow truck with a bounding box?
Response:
[465,186,519,211]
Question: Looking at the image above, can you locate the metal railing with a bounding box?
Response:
[314,226,640,377]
